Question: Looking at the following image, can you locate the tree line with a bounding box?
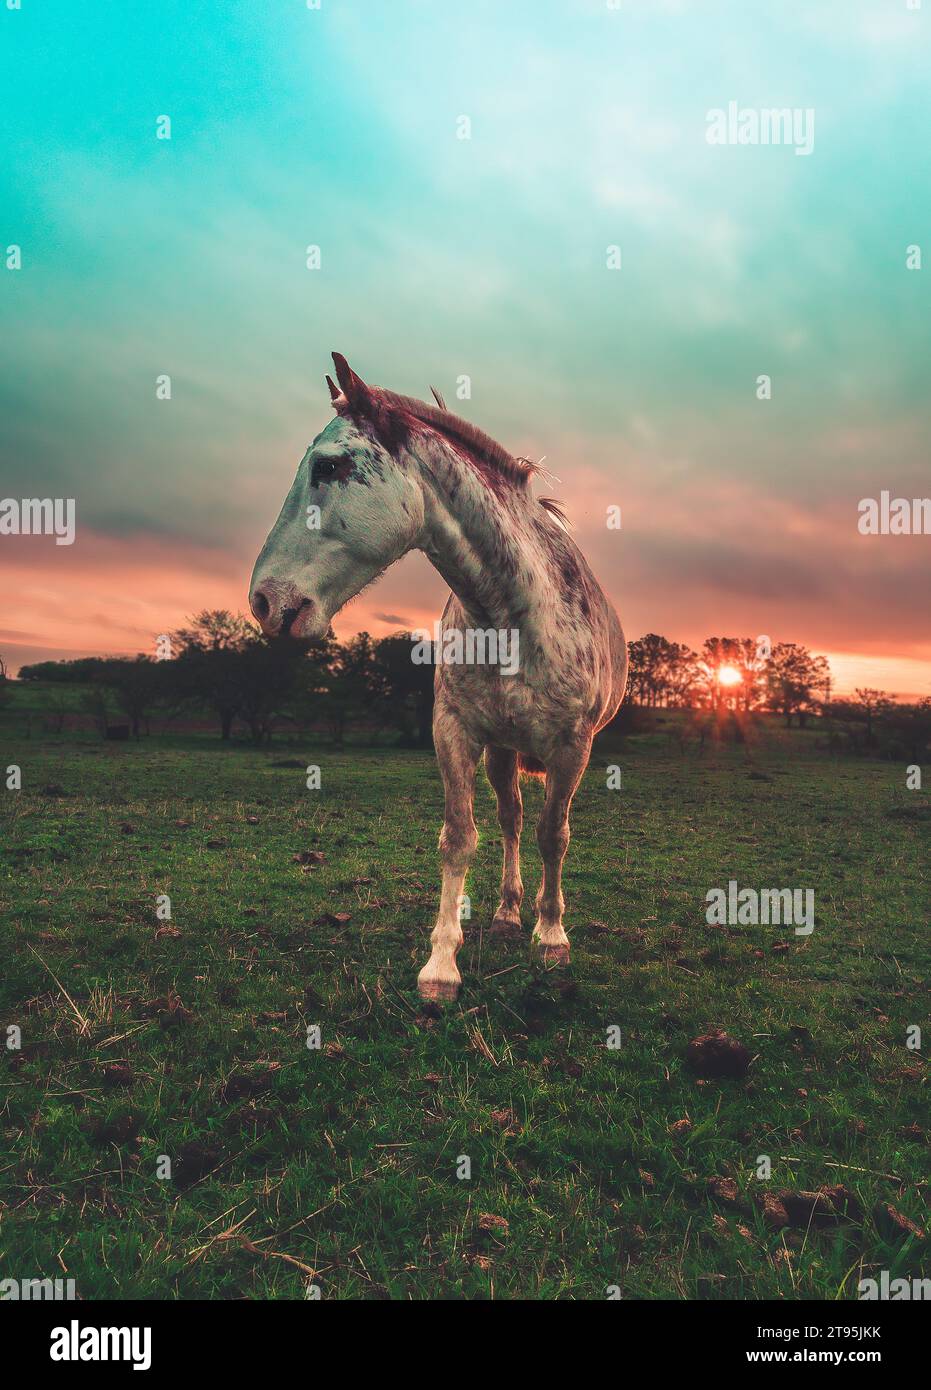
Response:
[626,633,930,760]
[7,617,930,759]
[627,634,831,723]
[14,611,434,747]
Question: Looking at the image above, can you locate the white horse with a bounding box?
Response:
[250,354,627,1001]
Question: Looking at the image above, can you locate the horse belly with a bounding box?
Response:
[438,659,593,754]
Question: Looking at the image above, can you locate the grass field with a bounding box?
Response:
[0,723,928,1299]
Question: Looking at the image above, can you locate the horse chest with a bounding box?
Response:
[447,661,577,747]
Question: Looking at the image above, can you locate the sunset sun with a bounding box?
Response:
[716,664,743,687]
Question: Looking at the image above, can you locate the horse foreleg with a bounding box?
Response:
[417,707,481,1002]
[533,742,590,963]
[484,745,524,934]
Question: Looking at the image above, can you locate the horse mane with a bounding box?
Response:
[376,388,539,489]
[328,355,567,523]
[370,387,569,526]
[537,495,570,529]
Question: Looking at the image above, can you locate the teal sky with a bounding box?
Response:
[2,1,929,693]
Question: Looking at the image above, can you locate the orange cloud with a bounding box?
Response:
[4,500,929,702]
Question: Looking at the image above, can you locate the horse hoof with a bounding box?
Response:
[417,976,460,1003]
[490,912,522,938]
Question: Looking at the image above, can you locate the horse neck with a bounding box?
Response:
[409,433,545,633]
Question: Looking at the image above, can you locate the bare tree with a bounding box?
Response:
[854,687,893,742]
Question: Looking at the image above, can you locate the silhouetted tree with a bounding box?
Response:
[235,636,310,744]
[170,611,257,739]
[99,656,166,738]
[880,698,931,762]
[374,634,435,745]
[765,643,830,727]
[663,643,701,708]
[854,687,894,743]
[729,638,769,714]
[627,634,699,707]
[18,657,107,683]
[171,610,255,653]
[319,633,380,746]
[697,638,743,713]
[287,632,340,738]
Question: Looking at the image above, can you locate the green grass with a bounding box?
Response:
[0,727,928,1299]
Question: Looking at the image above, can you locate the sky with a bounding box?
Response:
[1,0,929,695]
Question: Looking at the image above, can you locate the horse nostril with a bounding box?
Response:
[251,589,271,622]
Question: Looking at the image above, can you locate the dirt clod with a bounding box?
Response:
[477,1213,509,1238]
[686,1031,751,1078]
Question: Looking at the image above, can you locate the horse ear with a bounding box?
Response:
[325,374,340,403]
[331,352,371,414]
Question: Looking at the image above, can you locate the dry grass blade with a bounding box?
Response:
[467,1024,499,1067]
[26,943,91,1036]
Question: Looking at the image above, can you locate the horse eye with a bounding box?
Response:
[311,457,340,485]
[311,453,353,488]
